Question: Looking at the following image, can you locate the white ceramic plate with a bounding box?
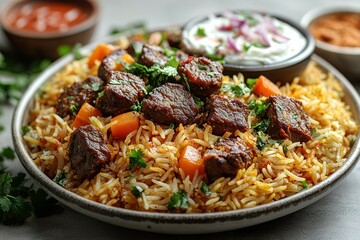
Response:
[12,34,360,234]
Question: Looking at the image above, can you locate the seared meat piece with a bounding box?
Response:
[96,72,145,116]
[206,95,250,136]
[204,138,254,182]
[139,44,169,67]
[175,50,189,62]
[166,29,183,48]
[265,95,312,143]
[56,76,105,118]
[177,56,223,98]
[126,41,144,58]
[69,125,111,181]
[98,49,129,81]
[141,83,199,125]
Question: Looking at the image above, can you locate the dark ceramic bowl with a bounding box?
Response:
[0,0,99,60]
[301,5,360,82]
[182,11,315,84]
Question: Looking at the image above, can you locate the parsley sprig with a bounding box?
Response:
[127,149,147,170]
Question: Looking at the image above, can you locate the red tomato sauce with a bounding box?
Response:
[7,1,90,33]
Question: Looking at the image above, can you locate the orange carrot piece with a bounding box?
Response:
[110,112,140,140]
[253,75,282,97]
[114,53,135,70]
[179,145,204,180]
[72,102,102,128]
[88,44,115,68]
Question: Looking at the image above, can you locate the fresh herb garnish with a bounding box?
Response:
[200,182,211,196]
[247,99,270,118]
[256,131,268,150]
[301,180,308,190]
[246,78,257,89]
[127,149,146,170]
[206,72,215,77]
[167,190,189,210]
[131,185,143,198]
[169,123,175,129]
[21,125,30,136]
[198,65,207,70]
[283,144,289,154]
[221,83,250,97]
[57,44,85,60]
[193,96,204,108]
[69,104,78,116]
[252,119,270,132]
[311,128,320,138]
[131,100,142,112]
[196,27,206,37]
[53,171,66,187]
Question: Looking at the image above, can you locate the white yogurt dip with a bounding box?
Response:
[183,12,307,65]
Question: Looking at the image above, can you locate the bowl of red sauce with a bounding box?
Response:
[301,5,360,82]
[0,0,99,60]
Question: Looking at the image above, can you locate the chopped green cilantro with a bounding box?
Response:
[293,113,298,120]
[169,123,175,129]
[206,72,215,77]
[350,137,357,147]
[196,27,206,37]
[246,78,257,89]
[69,104,78,116]
[131,185,144,198]
[167,190,189,210]
[198,65,207,70]
[182,74,191,92]
[283,144,289,154]
[311,128,320,138]
[0,147,15,161]
[0,172,36,225]
[252,119,270,133]
[200,182,211,196]
[53,171,66,187]
[57,44,85,60]
[98,91,104,98]
[21,125,30,136]
[164,56,179,68]
[256,131,268,150]
[301,180,308,190]
[247,99,270,118]
[131,100,142,112]
[193,96,204,108]
[127,149,146,170]
[221,83,250,97]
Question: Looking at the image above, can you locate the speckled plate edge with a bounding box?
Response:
[12,33,360,234]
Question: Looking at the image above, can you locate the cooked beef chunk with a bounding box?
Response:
[166,30,183,48]
[69,125,111,181]
[98,49,129,81]
[266,95,312,143]
[177,56,223,98]
[175,50,189,63]
[56,76,104,118]
[204,138,254,182]
[139,44,169,67]
[141,83,199,125]
[96,72,145,116]
[126,41,144,58]
[206,95,249,136]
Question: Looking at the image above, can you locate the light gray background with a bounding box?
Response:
[1,0,360,239]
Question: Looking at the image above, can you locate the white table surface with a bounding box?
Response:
[1,0,360,239]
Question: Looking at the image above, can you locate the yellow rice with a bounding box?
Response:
[23,49,358,213]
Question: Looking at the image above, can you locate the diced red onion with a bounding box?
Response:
[255,25,270,46]
[226,37,239,53]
